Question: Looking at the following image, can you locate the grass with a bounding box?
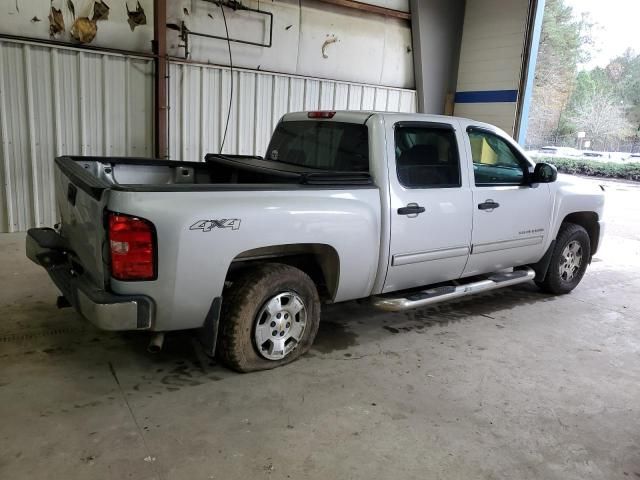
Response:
[531,156,640,181]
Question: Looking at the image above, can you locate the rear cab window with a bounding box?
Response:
[266,121,369,172]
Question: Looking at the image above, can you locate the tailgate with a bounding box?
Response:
[54,157,111,289]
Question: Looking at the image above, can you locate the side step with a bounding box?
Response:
[372,267,536,312]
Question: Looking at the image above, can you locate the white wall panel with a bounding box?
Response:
[272,76,290,124]
[374,88,389,111]
[399,90,415,112]
[379,16,415,87]
[237,71,257,155]
[348,86,363,110]
[289,79,305,112]
[0,0,154,53]
[334,83,349,110]
[167,0,414,89]
[362,87,376,110]
[0,39,153,233]
[168,61,417,160]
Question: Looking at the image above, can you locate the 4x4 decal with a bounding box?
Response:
[190,219,241,232]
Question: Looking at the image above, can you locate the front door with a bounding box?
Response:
[383,120,473,293]
[462,127,553,277]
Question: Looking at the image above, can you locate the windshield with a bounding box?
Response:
[265,121,369,172]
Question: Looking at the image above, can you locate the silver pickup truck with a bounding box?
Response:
[27,111,605,372]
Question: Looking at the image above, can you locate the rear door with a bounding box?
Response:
[383,120,473,293]
[462,127,553,276]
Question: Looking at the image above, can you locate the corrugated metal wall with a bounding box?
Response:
[0,41,416,233]
[0,39,154,233]
[167,61,417,160]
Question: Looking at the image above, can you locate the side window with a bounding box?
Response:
[395,125,461,188]
[468,129,527,186]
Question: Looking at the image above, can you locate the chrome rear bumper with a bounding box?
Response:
[26,228,154,331]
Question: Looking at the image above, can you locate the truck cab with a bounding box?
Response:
[377,114,557,292]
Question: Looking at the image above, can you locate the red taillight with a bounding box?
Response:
[308,111,336,119]
[108,212,156,281]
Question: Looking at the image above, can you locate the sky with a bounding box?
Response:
[564,0,640,70]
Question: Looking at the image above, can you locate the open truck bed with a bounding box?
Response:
[55,154,373,200]
[30,146,382,341]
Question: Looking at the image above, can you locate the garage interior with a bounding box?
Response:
[1,0,639,479]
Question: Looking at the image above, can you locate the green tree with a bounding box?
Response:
[526,0,593,147]
[568,89,632,149]
[610,50,640,124]
[563,50,640,149]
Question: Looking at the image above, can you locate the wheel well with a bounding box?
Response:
[561,212,600,257]
[226,244,340,301]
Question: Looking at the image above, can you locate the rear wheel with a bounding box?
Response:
[536,223,591,294]
[217,263,320,372]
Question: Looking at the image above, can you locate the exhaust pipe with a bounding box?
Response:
[147,333,165,353]
[56,296,72,308]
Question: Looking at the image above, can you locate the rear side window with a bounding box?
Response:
[266,121,369,172]
[395,124,461,188]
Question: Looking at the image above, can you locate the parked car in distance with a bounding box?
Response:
[27,111,605,372]
[537,146,581,157]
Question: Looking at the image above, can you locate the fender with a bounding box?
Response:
[546,175,605,256]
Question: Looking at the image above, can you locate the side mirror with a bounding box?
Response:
[532,162,557,183]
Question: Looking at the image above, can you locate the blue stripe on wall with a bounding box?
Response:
[455,90,519,103]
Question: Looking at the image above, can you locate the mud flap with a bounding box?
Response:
[196,296,222,357]
[531,240,556,282]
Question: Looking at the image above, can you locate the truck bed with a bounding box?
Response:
[56,155,373,200]
[49,153,382,332]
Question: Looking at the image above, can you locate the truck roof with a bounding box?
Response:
[280,110,498,132]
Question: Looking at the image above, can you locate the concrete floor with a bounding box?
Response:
[1,177,639,480]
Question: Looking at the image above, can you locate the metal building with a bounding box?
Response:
[0,0,543,232]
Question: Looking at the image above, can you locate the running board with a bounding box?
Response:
[372,267,536,312]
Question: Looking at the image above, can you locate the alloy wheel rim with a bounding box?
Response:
[559,240,583,282]
[254,292,307,360]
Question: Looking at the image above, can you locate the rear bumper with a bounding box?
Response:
[26,228,154,331]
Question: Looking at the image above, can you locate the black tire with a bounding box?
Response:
[217,263,321,372]
[536,223,591,294]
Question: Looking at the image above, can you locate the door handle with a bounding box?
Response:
[398,203,426,216]
[478,200,500,211]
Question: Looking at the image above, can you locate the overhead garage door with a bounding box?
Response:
[453,0,531,136]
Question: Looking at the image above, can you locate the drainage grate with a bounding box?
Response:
[0,327,84,343]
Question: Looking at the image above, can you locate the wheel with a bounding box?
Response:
[217,263,321,372]
[536,223,591,294]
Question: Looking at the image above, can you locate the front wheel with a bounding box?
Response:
[536,223,591,294]
[217,263,321,372]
